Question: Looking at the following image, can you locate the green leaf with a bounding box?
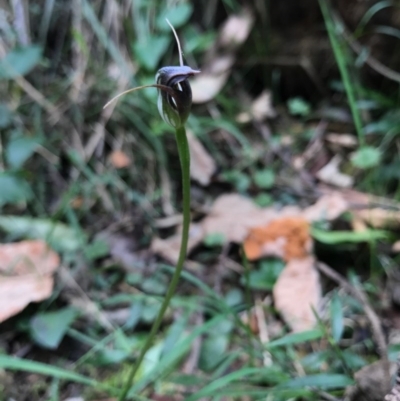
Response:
[185,367,275,401]
[254,192,273,207]
[301,350,330,370]
[129,315,226,394]
[92,349,130,366]
[140,342,164,378]
[30,308,79,349]
[0,216,84,252]
[203,232,226,247]
[224,288,243,307]
[199,334,229,371]
[222,170,250,192]
[0,355,101,387]
[253,169,275,189]
[83,239,109,260]
[0,173,32,206]
[6,135,41,168]
[0,104,12,128]
[244,259,284,290]
[141,275,167,295]
[267,329,324,349]
[351,146,381,169]
[287,97,311,116]
[0,45,42,79]
[311,227,388,244]
[330,293,344,343]
[278,374,353,390]
[184,27,217,53]
[156,4,193,31]
[133,35,171,70]
[341,350,367,369]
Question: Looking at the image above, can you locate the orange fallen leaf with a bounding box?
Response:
[0,240,60,323]
[109,150,131,169]
[243,217,312,261]
[273,256,321,332]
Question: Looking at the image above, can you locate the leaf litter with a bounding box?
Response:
[0,240,60,323]
[152,187,400,332]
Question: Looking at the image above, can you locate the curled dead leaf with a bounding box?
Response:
[0,240,60,323]
[316,155,354,188]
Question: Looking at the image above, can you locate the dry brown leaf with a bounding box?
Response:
[191,56,234,104]
[151,193,350,266]
[201,193,346,246]
[109,150,131,169]
[316,155,354,188]
[191,9,254,103]
[201,194,292,243]
[273,256,321,332]
[218,8,254,48]
[354,208,400,229]
[187,130,216,186]
[352,216,369,232]
[325,133,358,148]
[318,185,400,229]
[393,240,400,253]
[237,90,277,123]
[319,184,400,213]
[151,223,203,264]
[346,360,397,401]
[304,192,348,222]
[243,217,312,261]
[0,240,60,323]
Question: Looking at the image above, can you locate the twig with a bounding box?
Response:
[316,262,387,360]
[182,312,204,374]
[254,297,272,367]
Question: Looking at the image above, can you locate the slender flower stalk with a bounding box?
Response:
[104,20,199,401]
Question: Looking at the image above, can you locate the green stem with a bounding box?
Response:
[118,125,191,401]
[319,0,364,146]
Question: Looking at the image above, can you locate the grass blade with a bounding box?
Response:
[0,355,103,388]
